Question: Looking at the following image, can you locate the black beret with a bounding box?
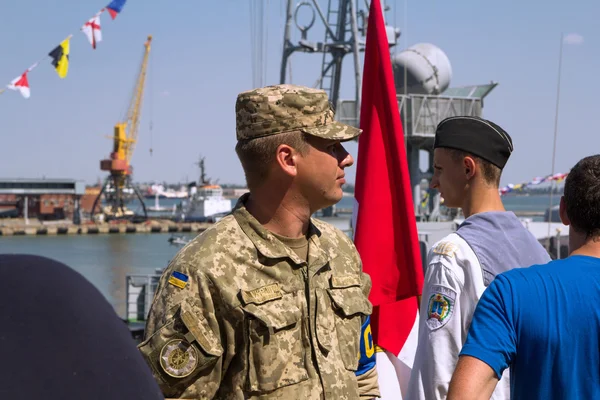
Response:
[434,116,513,168]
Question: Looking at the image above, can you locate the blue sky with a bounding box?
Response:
[0,0,596,187]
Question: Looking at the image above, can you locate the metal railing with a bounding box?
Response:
[125,274,162,322]
[336,94,483,135]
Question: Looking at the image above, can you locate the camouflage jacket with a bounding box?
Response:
[139,197,376,399]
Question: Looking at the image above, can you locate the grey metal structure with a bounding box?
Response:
[0,178,85,195]
[126,273,161,322]
[280,1,498,220]
[280,0,399,121]
[337,83,497,219]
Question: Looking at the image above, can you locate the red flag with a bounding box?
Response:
[7,71,31,99]
[353,0,423,361]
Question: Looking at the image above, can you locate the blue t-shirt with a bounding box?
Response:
[460,255,600,399]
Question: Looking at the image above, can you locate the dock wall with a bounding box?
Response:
[0,222,211,237]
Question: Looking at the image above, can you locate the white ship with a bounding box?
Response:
[179,157,232,222]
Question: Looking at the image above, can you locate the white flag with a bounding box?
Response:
[81,15,102,49]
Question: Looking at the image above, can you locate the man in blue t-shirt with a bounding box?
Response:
[447,154,600,399]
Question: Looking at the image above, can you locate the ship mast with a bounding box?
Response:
[279,0,386,124]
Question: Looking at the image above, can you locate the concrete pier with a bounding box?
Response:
[0,221,211,237]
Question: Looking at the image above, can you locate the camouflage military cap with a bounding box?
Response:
[235,84,362,141]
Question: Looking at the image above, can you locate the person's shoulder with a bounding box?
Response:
[427,233,480,286]
[191,214,241,247]
[170,214,246,272]
[311,217,356,251]
[312,218,363,279]
[429,233,470,260]
[500,257,563,281]
[490,260,555,297]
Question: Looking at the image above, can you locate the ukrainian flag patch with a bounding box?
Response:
[168,271,189,289]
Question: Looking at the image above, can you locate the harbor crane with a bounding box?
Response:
[91,35,152,221]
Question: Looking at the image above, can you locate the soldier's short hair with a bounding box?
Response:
[235,131,309,190]
[563,154,600,239]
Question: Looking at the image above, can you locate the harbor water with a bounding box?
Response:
[0,194,561,318]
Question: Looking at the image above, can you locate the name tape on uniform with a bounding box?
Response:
[331,274,361,288]
[241,283,283,305]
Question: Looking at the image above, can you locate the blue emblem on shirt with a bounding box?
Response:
[356,315,376,376]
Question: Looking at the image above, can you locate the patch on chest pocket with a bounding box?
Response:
[426,285,456,330]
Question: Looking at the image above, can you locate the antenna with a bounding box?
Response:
[194,156,210,185]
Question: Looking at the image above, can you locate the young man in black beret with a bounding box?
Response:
[407,116,551,400]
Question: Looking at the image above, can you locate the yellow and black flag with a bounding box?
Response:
[48,37,70,79]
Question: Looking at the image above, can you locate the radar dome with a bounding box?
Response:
[392,43,452,95]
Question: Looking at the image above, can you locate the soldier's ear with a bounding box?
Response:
[275,144,298,178]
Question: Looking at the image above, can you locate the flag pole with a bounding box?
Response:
[546,32,564,252]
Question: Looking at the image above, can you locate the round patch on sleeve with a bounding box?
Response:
[159,339,199,378]
[426,285,456,330]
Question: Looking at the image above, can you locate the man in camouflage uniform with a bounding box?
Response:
[139,84,380,399]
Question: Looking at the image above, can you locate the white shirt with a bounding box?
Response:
[406,233,510,400]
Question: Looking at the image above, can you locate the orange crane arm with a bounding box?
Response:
[122,35,152,164]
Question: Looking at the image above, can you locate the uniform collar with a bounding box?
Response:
[232,193,332,270]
